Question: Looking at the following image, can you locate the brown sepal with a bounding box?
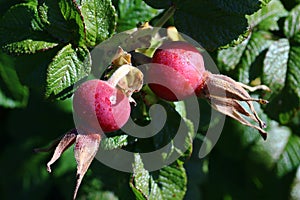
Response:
[201,72,270,140]
[73,133,101,200]
[46,129,77,172]
[36,129,102,200]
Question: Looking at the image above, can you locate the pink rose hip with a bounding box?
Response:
[147,41,269,139]
[73,79,130,133]
[148,41,206,101]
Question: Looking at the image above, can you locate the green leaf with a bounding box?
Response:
[247,120,291,170]
[0,52,29,108]
[262,39,289,94]
[262,41,300,124]
[217,2,300,125]
[131,154,187,200]
[220,106,299,177]
[247,0,288,31]
[38,0,85,45]
[79,0,116,47]
[218,31,272,82]
[152,101,192,161]
[0,3,58,55]
[281,0,300,11]
[174,101,195,159]
[276,134,300,177]
[0,3,43,42]
[284,4,300,43]
[174,0,262,50]
[116,0,158,32]
[142,0,172,9]
[290,167,300,200]
[101,135,128,150]
[46,44,91,98]
[2,39,58,55]
[211,0,260,15]
[287,46,300,99]
[260,0,272,6]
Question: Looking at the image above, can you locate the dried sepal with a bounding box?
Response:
[111,47,132,67]
[34,138,62,153]
[107,64,144,105]
[73,133,101,200]
[107,47,144,105]
[201,72,269,140]
[36,129,102,200]
[46,129,77,172]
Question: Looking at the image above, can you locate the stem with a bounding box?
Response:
[154,5,176,28]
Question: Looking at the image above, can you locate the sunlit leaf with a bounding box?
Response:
[45,44,91,98]
[276,134,300,177]
[248,0,288,31]
[284,4,300,43]
[130,154,187,200]
[262,38,289,94]
[116,0,158,32]
[0,3,58,55]
[80,0,116,46]
[218,31,272,82]
[38,0,85,45]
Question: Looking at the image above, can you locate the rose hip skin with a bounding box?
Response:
[148,41,205,101]
[148,41,269,139]
[73,79,130,133]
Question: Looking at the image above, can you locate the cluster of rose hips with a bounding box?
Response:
[39,41,269,199]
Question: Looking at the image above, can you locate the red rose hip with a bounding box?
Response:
[148,41,206,101]
[147,41,269,140]
[73,79,130,133]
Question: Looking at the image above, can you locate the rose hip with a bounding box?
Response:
[148,41,205,101]
[148,41,269,139]
[73,79,130,133]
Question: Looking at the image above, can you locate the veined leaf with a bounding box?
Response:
[116,0,158,32]
[211,0,260,15]
[174,101,195,160]
[174,0,261,50]
[284,4,300,43]
[218,31,272,83]
[276,134,300,177]
[80,0,116,47]
[100,135,128,150]
[38,0,85,45]
[2,39,58,55]
[0,3,58,55]
[0,3,43,43]
[263,42,300,124]
[46,44,91,98]
[248,0,288,31]
[262,38,289,94]
[130,154,187,200]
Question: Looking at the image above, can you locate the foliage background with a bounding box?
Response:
[1,0,300,199]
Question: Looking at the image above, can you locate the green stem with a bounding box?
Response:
[154,5,176,27]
